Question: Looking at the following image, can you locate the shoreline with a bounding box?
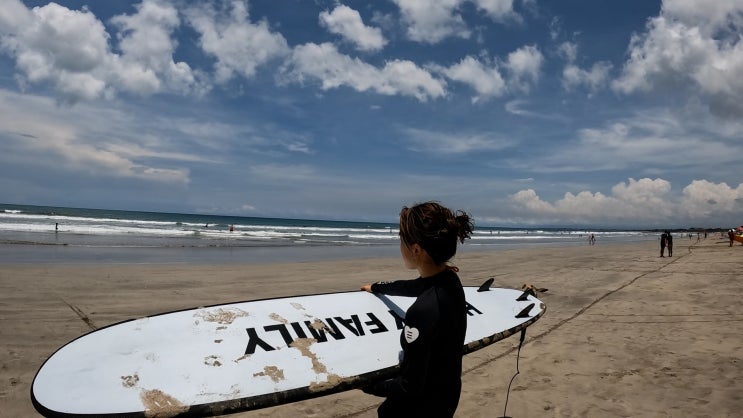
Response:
[0,236,655,265]
[2,239,741,417]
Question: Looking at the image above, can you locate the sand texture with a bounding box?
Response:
[1,238,742,417]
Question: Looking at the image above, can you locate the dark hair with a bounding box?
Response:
[399,201,474,265]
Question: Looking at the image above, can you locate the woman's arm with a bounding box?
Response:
[361,278,426,297]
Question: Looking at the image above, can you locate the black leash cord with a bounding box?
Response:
[502,328,527,418]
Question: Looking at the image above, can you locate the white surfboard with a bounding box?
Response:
[32,279,545,417]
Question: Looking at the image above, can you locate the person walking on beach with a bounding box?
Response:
[660,231,667,257]
[730,229,735,247]
[361,201,474,417]
[666,231,673,257]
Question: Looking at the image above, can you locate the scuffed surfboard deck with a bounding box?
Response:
[32,285,545,417]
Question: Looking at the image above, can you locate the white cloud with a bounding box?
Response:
[393,0,471,43]
[0,90,191,184]
[437,56,506,103]
[563,62,612,92]
[505,45,543,92]
[661,0,743,30]
[575,116,739,170]
[401,127,512,154]
[0,0,33,32]
[559,42,612,92]
[111,0,204,95]
[1,2,114,101]
[473,0,519,21]
[435,47,542,102]
[392,0,519,43]
[0,0,205,102]
[680,180,743,219]
[281,42,446,102]
[185,0,289,83]
[509,177,743,226]
[613,0,743,117]
[611,177,672,206]
[319,5,387,52]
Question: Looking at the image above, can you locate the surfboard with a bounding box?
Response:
[32,279,545,417]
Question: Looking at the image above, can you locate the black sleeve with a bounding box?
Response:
[370,277,426,297]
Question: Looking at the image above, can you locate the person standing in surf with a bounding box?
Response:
[666,231,673,257]
[361,201,474,417]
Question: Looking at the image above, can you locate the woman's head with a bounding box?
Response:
[399,201,474,265]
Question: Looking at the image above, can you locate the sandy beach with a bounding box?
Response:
[1,237,742,417]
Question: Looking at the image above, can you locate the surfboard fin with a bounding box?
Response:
[477,278,495,292]
[515,303,535,318]
[516,287,535,301]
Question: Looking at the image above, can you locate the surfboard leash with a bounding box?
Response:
[500,327,527,418]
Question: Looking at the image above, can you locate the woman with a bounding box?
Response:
[361,201,474,417]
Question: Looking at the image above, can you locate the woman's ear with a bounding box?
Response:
[410,243,424,259]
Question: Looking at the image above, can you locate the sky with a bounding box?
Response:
[1,0,742,228]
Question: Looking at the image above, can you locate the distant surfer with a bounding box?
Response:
[361,201,474,417]
[666,231,673,257]
[660,231,667,257]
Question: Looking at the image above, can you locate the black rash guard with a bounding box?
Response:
[365,269,467,417]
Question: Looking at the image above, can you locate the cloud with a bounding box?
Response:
[393,0,471,43]
[505,45,543,92]
[0,0,206,102]
[401,127,513,154]
[473,0,521,21]
[575,115,740,170]
[437,56,506,102]
[0,0,33,32]
[185,0,289,83]
[319,5,387,52]
[281,42,446,102]
[111,0,205,95]
[680,180,743,219]
[0,2,114,101]
[509,177,743,226]
[612,0,743,117]
[392,0,519,44]
[0,89,192,184]
[434,46,542,102]
[558,42,612,92]
[0,0,536,104]
[508,106,742,177]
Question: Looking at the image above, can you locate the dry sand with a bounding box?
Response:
[1,238,742,417]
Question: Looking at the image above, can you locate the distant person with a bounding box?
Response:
[666,231,673,257]
[589,234,596,246]
[730,229,735,247]
[360,201,474,417]
[55,222,58,232]
[229,224,234,232]
[660,231,667,257]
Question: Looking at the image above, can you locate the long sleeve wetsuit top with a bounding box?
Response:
[366,269,467,417]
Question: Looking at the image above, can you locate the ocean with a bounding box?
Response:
[0,203,657,264]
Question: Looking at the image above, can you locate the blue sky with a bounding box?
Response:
[1,0,742,228]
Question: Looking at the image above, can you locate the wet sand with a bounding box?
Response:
[1,238,741,417]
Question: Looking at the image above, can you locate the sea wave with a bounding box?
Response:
[0,203,657,249]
